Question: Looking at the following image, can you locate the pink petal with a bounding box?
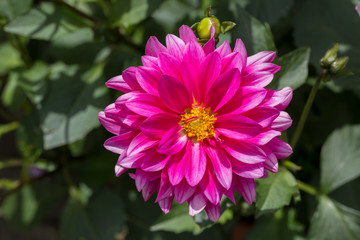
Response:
[246,63,280,74]
[203,143,232,190]
[104,131,138,154]
[216,115,262,140]
[243,106,280,128]
[142,55,160,72]
[118,152,146,168]
[167,150,185,185]
[205,204,221,222]
[262,145,278,173]
[145,36,167,57]
[156,171,173,202]
[248,129,281,145]
[221,52,244,73]
[125,93,167,117]
[115,164,128,177]
[157,126,187,155]
[135,169,160,192]
[127,132,158,156]
[215,40,232,57]
[224,139,267,164]
[106,75,132,93]
[136,66,161,96]
[141,148,171,172]
[142,180,158,201]
[263,87,293,111]
[166,34,185,59]
[199,51,221,100]
[189,191,207,216]
[174,180,196,204]
[233,39,247,67]
[205,68,241,112]
[179,25,197,43]
[140,113,180,139]
[247,51,276,65]
[229,154,264,178]
[223,183,236,204]
[180,61,199,100]
[117,108,146,129]
[201,170,221,205]
[159,196,174,214]
[184,141,207,187]
[122,67,143,92]
[271,111,293,131]
[266,137,293,159]
[158,75,191,113]
[98,111,128,135]
[236,177,256,204]
[243,71,274,87]
[202,35,215,55]
[158,52,182,80]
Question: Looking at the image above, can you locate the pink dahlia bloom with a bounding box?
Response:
[99,25,293,222]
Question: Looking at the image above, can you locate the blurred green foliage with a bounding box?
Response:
[0,0,359,239]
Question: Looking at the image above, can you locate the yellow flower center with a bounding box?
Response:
[179,104,217,141]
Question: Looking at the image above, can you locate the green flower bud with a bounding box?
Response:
[330,56,349,74]
[320,43,338,68]
[197,16,220,40]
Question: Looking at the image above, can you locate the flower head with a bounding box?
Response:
[99,25,293,222]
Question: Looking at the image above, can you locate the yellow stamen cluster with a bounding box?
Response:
[179,104,217,141]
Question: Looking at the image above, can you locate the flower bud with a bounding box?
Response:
[320,43,338,68]
[330,56,349,74]
[197,16,220,40]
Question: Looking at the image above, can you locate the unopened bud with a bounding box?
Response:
[330,56,349,74]
[197,16,220,40]
[320,43,338,68]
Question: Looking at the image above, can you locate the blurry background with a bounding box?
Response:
[0,0,360,239]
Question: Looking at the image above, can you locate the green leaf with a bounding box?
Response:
[0,0,33,20]
[109,0,149,28]
[269,47,311,90]
[150,203,201,234]
[242,0,294,25]
[1,71,27,110]
[39,62,109,150]
[60,188,126,240]
[231,3,276,55]
[320,124,360,194]
[0,42,23,75]
[308,196,360,240]
[1,180,66,232]
[294,0,360,90]
[4,3,84,40]
[255,167,298,215]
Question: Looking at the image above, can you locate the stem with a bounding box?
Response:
[0,158,22,169]
[0,121,20,136]
[283,160,302,173]
[290,70,326,149]
[296,180,318,196]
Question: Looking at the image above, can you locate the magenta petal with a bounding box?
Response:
[216,115,262,140]
[140,113,180,139]
[201,170,221,205]
[127,132,158,156]
[205,69,241,112]
[136,66,161,96]
[106,75,132,93]
[145,36,167,57]
[271,111,293,131]
[158,52,182,80]
[159,196,174,214]
[115,164,128,177]
[174,180,196,204]
[243,106,280,128]
[203,143,232,190]
[199,51,221,99]
[166,34,185,59]
[117,108,146,129]
[142,55,160,71]
[125,93,167,117]
[179,25,197,43]
[98,111,122,135]
[247,51,276,65]
[224,139,267,164]
[104,132,138,154]
[184,141,207,187]
[236,177,256,204]
[118,152,145,168]
[221,52,244,73]
[203,37,215,55]
[262,145,278,173]
[215,40,232,57]
[158,126,187,155]
[135,169,159,191]
[122,67,143,92]
[189,191,207,216]
[142,180,158,201]
[158,75,191,113]
[233,39,247,67]
[205,204,221,222]
[167,151,185,185]
[266,137,293,159]
[264,87,293,111]
[229,154,264,178]
[141,148,170,172]
[156,171,173,202]
[248,129,281,145]
[243,71,274,87]
[180,61,199,100]
[247,63,281,74]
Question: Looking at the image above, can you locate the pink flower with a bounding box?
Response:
[356,3,360,16]
[99,25,293,222]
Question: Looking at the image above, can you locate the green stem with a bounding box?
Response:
[296,180,318,196]
[0,121,20,136]
[0,159,22,169]
[290,70,326,149]
[283,160,302,173]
